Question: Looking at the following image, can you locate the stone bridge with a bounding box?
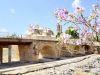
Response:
[0,36,99,64]
[0,36,60,64]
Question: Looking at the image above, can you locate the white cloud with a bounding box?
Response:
[0,28,8,33]
[72,0,81,8]
[10,8,16,14]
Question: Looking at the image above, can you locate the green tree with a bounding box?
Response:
[65,26,79,39]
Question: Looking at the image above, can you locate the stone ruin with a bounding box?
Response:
[0,24,99,65]
[24,24,100,57]
[58,39,100,57]
[24,24,54,37]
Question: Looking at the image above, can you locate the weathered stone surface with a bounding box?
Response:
[0,54,100,75]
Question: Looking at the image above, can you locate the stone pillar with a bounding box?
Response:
[11,45,20,62]
[18,45,25,62]
[18,45,33,62]
[8,45,12,63]
[0,47,2,64]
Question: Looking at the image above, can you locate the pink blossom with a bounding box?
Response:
[55,9,68,20]
[75,6,84,14]
[81,29,88,37]
[97,18,100,26]
[96,28,100,33]
[82,20,90,26]
[76,40,81,45]
[74,26,79,30]
[77,16,82,21]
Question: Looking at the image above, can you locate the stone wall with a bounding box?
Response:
[12,40,60,62]
[30,40,60,61]
[60,44,96,57]
[9,40,98,63]
[18,45,34,61]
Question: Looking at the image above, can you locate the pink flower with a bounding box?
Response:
[97,19,100,26]
[77,16,82,21]
[55,9,68,21]
[81,29,88,37]
[82,20,90,26]
[75,6,84,14]
[74,26,79,30]
[96,28,100,33]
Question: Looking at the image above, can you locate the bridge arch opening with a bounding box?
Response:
[39,45,56,59]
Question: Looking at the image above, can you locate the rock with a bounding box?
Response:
[0,54,100,75]
[90,68,100,74]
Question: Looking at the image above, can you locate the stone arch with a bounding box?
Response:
[82,45,92,54]
[37,42,57,59]
[74,45,80,51]
[74,45,81,53]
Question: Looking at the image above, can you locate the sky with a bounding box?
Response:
[0,0,99,35]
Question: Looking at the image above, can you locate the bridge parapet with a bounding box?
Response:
[0,38,33,45]
[26,35,58,42]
